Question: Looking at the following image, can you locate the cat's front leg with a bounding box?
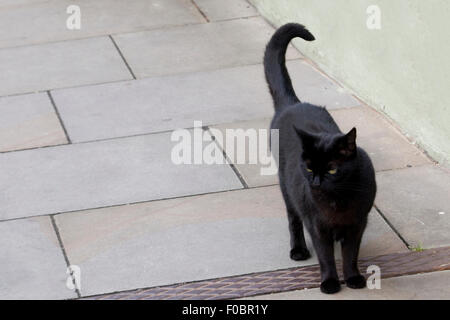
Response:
[341,224,366,289]
[311,229,341,294]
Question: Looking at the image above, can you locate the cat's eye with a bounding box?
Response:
[328,169,337,174]
[306,168,313,172]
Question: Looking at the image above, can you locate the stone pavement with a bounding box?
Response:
[0,0,448,300]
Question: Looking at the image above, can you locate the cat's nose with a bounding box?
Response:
[312,175,321,187]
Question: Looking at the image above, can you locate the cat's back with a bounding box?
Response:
[271,102,340,135]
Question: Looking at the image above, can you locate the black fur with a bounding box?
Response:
[264,23,376,294]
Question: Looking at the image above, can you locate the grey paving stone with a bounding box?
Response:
[52,64,272,142]
[0,216,76,299]
[194,0,258,21]
[0,93,67,152]
[210,118,278,187]
[0,131,242,220]
[0,37,132,96]
[330,106,430,171]
[55,186,404,297]
[244,270,450,300]
[375,165,450,248]
[52,60,358,143]
[112,17,302,78]
[289,61,361,108]
[0,0,203,49]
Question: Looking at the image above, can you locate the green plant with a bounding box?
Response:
[409,244,424,252]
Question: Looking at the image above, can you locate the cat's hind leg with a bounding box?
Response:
[280,183,310,261]
[287,206,311,261]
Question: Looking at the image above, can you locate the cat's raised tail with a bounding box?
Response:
[264,23,315,109]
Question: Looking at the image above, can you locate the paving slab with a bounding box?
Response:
[210,119,277,187]
[0,93,67,152]
[194,0,258,21]
[0,216,76,299]
[112,17,302,78]
[52,60,359,143]
[0,0,203,49]
[289,62,361,109]
[244,270,450,300]
[330,106,430,171]
[52,64,273,143]
[375,165,450,248]
[0,36,132,96]
[0,131,242,220]
[55,185,404,297]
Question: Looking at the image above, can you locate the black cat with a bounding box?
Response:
[264,23,377,294]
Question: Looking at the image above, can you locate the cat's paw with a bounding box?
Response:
[320,278,341,294]
[345,275,366,289]
[290,247,311,261]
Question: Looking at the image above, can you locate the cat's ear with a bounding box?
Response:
[294,126,316,150]
[338,127,357,157]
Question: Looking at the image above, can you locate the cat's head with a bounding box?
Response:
[295,127,357,192]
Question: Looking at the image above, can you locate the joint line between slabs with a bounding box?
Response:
[374,204,411,250]
[109,35,136,80]
[47,91,72,144]
[190,0,210,22]
[0,184,279,225]
[50,215,81,298]
[203,126,249,189]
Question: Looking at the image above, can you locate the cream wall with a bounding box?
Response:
[250,0,450,166]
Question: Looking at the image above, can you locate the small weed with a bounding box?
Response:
[409,244,424,252]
